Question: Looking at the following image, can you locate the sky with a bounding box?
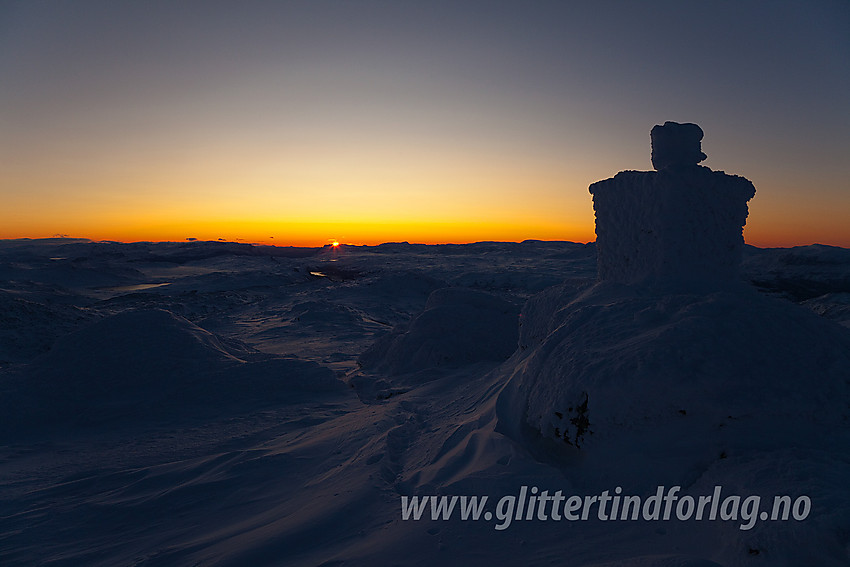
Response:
[1,1,848,247]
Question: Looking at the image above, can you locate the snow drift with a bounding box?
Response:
[498,280,850,454]
[358,287,519,376]
[2,308,347,431]
[482,124,850,564]
[2,236,850,566]
[500,122,848,471]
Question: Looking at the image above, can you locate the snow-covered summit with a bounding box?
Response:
[498,123,850,482]
[498,280,850,456]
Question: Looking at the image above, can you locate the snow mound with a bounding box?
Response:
[358,287,519,376]
[498,281,850,457]
[357,271,447,306]
[449,269,566,294]
[5,309,345,429]
[37,308,245,379]
[0,290,92,364]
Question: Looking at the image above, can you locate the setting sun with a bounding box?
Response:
[2,4,850,565]
[1,3,848,248]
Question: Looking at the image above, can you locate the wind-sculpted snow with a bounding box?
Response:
[498,281,850,452]
[358,287,520,376]
[0,289,92,365]
[484,123,850,564]
[2,238,850,566]
[1,309,347,433]
[803,293,850,328]
[744,244,850,302]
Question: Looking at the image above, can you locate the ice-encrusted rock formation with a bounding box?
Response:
[497,123,850,493]
[650,120,707,169]
[589,121,755,284]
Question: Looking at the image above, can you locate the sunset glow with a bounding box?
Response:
[2,3,848,247]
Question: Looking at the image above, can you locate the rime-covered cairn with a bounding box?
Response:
[589,122,755,283]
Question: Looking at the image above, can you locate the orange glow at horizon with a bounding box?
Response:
[3,3,850,252]
[4,214,849,249]
[0,218,595,248]
[2,142,848,249]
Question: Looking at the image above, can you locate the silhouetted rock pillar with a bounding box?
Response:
[589,122,756,284]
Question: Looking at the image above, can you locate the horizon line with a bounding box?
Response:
[1,236,846,251]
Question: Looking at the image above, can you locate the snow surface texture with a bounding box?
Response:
[590,122,755,284]
[508,123,842,450]
[0,308,347,437]
[2,237,850,566]
[494,278,850,564]
[493,124,850,565]
[499,279,850,457]
[358,287,519,376]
